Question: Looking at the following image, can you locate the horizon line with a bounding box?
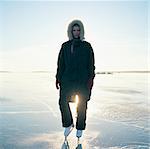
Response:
[0,70,149,73]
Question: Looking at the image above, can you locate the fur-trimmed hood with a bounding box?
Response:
[67,20,85,41]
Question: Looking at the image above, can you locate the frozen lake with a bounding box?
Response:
[0,72,149,149]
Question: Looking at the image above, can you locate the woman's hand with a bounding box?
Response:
[56,79,60,89]
[87,78,94,90]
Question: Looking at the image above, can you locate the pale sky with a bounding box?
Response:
[0,1,149,72]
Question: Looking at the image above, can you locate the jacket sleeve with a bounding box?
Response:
[87,43,95,80]
[56,44,65,81]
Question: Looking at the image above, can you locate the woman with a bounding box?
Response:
[56,19,95,138]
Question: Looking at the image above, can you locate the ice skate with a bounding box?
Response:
[76,130,82,138]
[64,124,74,137]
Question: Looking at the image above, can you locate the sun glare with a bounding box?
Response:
[75,94,79,106]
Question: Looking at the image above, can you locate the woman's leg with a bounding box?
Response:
[59,93,73,127]
[76,98,88,130]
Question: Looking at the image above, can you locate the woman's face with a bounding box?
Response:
[72,25,80,39]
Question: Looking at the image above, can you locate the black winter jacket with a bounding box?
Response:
[56,39,95,83]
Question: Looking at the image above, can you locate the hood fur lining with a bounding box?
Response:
[67,20,85,41]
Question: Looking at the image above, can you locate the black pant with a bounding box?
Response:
[59,95,88,130]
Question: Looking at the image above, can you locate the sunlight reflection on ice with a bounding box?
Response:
[0,72,149,148]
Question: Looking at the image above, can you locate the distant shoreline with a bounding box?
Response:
[96,71,150,74]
